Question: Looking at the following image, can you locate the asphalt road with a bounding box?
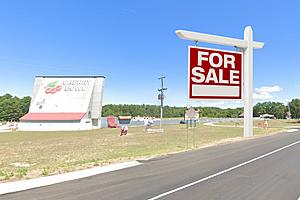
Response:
[2,131,300,200]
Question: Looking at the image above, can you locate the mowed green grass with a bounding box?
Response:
[217,119,300,127]
[0,123,285,182]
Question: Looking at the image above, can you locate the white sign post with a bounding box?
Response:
[176,26,264,137]
[243,27,254,137]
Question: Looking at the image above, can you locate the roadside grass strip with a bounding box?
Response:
[0,123,287,183]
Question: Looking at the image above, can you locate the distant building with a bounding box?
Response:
[260,114,275,119]
[19,76,105,131]
[238,112,244,118]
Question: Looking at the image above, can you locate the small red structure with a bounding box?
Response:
[107,116,117,128]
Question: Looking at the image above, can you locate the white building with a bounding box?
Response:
[19,76,105,131]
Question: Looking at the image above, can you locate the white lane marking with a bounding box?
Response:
[0,161,141,195]
[148,140,300,200]
[286,129,298,133]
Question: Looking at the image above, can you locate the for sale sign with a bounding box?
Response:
[189,46,243,100]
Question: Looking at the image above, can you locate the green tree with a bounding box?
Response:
[289,99,300,119]
[253,101,286,119]
[0,94,31,121]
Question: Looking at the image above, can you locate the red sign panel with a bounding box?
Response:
[188,46,243,100]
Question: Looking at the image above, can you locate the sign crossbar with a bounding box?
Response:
[176,30,264,49]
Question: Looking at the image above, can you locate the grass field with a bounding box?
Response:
[217,119,300,127]
[0,122,288,182]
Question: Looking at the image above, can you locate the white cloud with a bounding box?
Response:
[120,8,137,14]
[253,93,273,100]
[202,101,225,107]
[253,85,282,100]
[233,100,243,104]
[255,85,282,93]
[283,98,292,103]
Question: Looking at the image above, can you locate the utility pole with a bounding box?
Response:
[158,75,167,130]
[287,102,292,119]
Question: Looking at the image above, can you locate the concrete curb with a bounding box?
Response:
[286,129,298,133]
[0,160,141,195]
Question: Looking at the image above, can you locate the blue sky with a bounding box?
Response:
[0,0,299,108]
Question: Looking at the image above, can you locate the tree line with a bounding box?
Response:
[102,100,300,119]
[1,93,300,121]
[0,94,31,121]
